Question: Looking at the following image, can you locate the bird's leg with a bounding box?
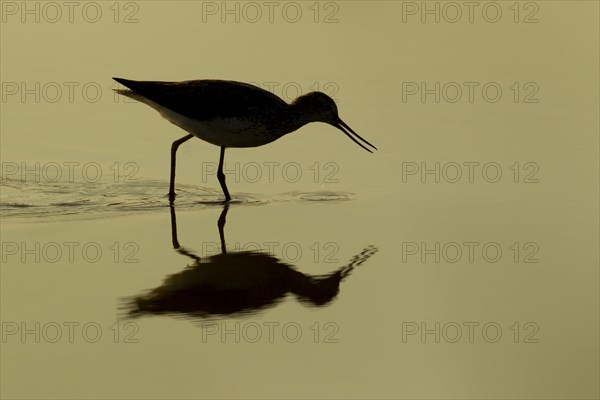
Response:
[217,204,229,255]
[217,146,232,202]
[168,202,201,263]
[169,134,194,202]
[169,203,180,249]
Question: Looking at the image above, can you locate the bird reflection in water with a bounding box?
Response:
[125,205,377,319]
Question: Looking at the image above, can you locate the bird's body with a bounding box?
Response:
[113,77,376,202]
[114,79,304,148]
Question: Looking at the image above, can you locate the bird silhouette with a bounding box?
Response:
[124,205,378,319]
[113,78,377,202]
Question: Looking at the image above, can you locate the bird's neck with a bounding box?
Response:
[285,103,320,131]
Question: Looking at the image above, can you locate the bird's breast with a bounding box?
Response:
[156,104,285,148]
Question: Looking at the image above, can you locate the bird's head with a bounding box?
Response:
[291,92,377,153]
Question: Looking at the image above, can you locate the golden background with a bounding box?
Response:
[1,1,598,398]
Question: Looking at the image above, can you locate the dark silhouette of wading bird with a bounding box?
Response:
[112,78,377,202]
[124,204,378,319]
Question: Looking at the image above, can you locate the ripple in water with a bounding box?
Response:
[0,177,355,221]
[298,192,357,202]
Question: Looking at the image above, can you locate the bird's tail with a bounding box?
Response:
[113,87,141,100]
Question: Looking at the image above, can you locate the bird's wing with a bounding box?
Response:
[113,78,289,121]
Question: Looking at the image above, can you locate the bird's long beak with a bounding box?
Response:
[334,118,377,153]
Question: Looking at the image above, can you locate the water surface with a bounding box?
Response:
[1,2,598,399]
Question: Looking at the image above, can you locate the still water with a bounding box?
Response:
[1,1,598,399]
